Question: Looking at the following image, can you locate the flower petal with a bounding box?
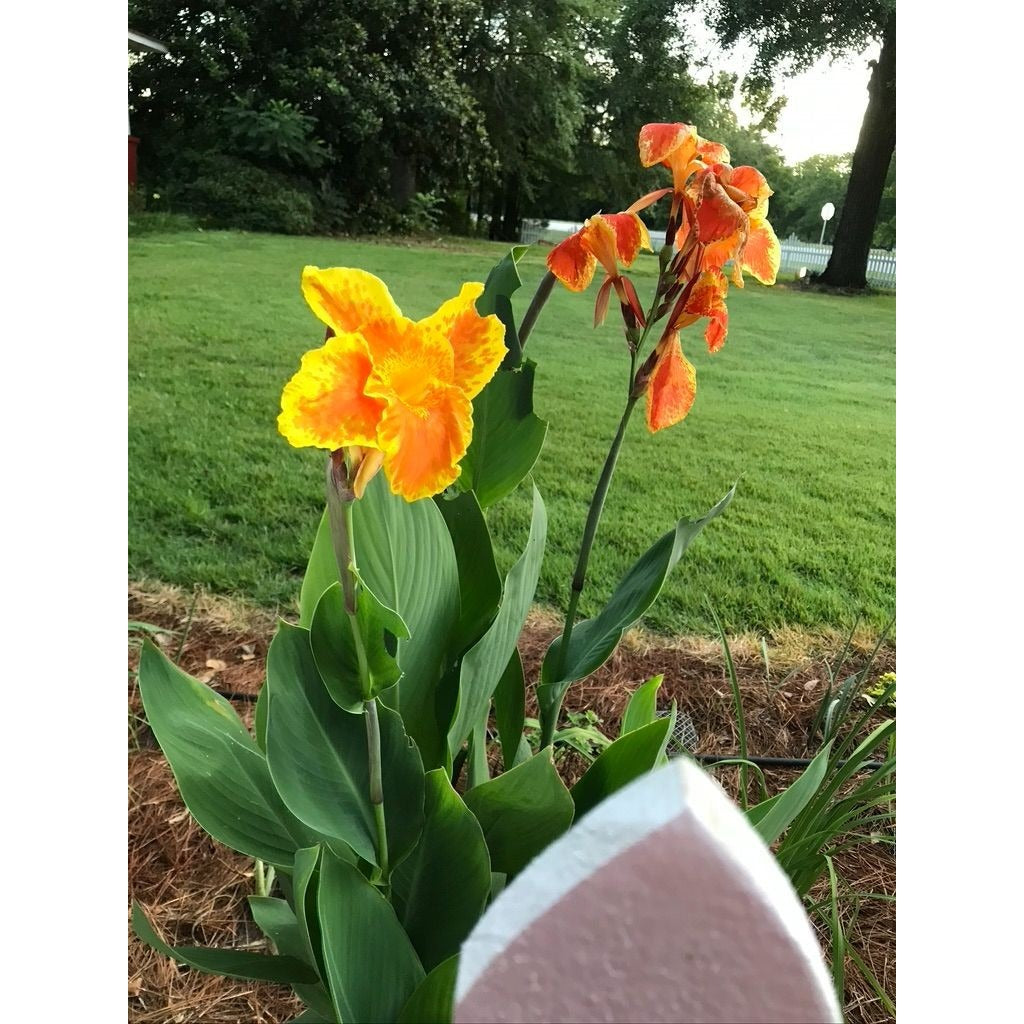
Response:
[601,212,652,266]
[695,175,747,243]
[645,334,697,433]
[547,230,597,291]
[278,332,385,450]
[626,187,673,214]
[363,320,456,405]
[701,230,745,274]
[418,283,507,399]
[697,136,731,165]
[638,123,697,168]
[301,267,402,334]
[728,166,773,219]
[580,215,621,278]
[742,218,781,286]
[376,385,473,501]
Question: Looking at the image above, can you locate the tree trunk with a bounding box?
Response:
[818,11,895,289]
[500,173,522,242]
[389,151,417,211]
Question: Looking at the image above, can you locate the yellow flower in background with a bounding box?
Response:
[279,267,506,502]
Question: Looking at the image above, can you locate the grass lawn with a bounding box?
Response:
[129,230,894,636]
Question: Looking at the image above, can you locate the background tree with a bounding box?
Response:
[698,0,896,288]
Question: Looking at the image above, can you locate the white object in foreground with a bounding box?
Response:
[455,758,841,1024]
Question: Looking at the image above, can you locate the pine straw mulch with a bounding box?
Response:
[128,582,895,1024]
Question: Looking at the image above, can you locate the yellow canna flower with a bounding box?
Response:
[279,267,506,502]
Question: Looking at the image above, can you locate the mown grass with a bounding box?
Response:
[129,230,894,636]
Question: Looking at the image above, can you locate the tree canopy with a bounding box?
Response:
[129,0,893,249]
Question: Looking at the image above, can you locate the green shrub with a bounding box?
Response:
[128,187,147,215]
[184,155,315,235]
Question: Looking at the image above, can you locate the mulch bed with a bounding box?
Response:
[128,584,895,1024]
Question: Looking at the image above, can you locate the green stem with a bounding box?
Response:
[326,454,388,880]
[542,270,670,749]
[364,697,389,880]
[518,270,556,353]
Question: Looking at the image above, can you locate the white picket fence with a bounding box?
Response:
[519,220,896,288]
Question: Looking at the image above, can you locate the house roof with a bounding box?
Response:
[128,28,168,54]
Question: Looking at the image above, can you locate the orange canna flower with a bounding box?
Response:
[279,267,506,502]
[644,332,697,433]
[546,212,650,326]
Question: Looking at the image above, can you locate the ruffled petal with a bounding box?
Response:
[301,267,402,334]
[363,320,456,405]
[376,384,473,501]
[547,230,597,291]
[600,212,652,266]
[701,230,745,274]
[645,334,697,433]
[742,218,781,286]
[638,123,697,167]
[278,332,385,450]
[418,282,507,399]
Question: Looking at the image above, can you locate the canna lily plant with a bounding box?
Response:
[133,120,784,1023]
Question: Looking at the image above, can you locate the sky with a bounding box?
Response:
[682,12,880,165]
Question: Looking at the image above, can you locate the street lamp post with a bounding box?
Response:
[819,202,836,245]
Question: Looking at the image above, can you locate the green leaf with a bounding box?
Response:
[619,675,664,737]
[265,623,425,869]
[750,741,833,845]
[353,474,460,770]
[317,850,425,1024]
[299,509,339,629]
[539,487,734,725]
[247,896,336,1020]
[291,846,328,984]
[254,682,269,752]
[392,770,491,971]
[570,714,675,820]
[434,490,502,655]
[398,955,458,1024]
[463,751,574,877]
[492,650,526,773]
[131,901,318,985]
[475,245,528,368]
[310,582,409,711]
[137,640,319,867]
[448,486,546,757]
[459,363,547,508]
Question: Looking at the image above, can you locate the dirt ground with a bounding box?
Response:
[128,583,895,1024]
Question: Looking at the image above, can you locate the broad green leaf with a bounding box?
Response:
[570,713,675,819]
[463,751,574,877]
[265,623,425,869]
[512,734,533,768]
[392,770,491,971]
[353,474,460,769]
[459,363,547,508]
[310,582,409,711]
[137,640,319,867]
[317,850,425,1024]
[619,675,664,737]
[448,486,546,756]
[247,896,336,1020]
[131,901,318,985]
[492,650,526,772]
[466,715,490,789]
[291,846,328,984]
[253,682,269,752]
[475,245,528,368]
[434,490,502,655]
[299,509,339,628]
[749,742,833,845]
[539,487,734,725]
[398,955,459,1024]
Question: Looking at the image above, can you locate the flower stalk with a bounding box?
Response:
[326,450,390,881]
